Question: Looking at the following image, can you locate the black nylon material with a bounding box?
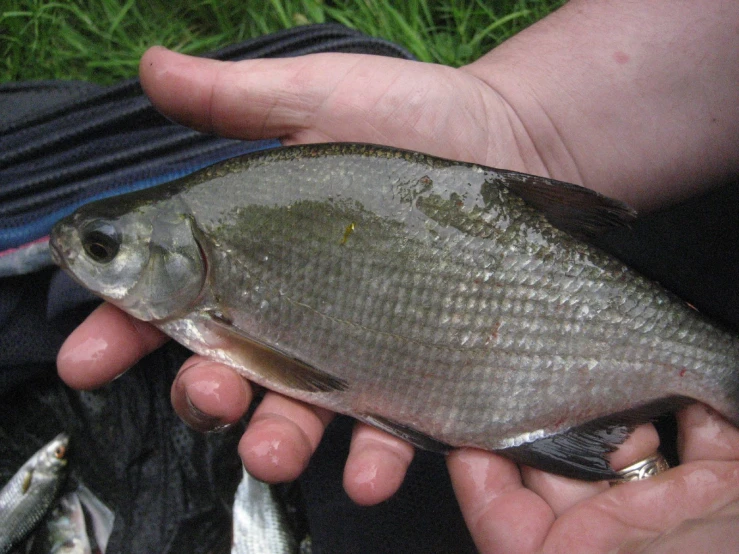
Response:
[0,24,415,252]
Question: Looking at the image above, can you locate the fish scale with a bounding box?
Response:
[50,143,739,480]
[197,150,737,449]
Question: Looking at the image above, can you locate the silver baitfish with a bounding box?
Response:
[29,492,91,554]
[0,434,70,553]
[231,469,298,554]
[50,143,739,480]
[29,484,114,554]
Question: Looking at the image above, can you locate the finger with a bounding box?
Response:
[140,47,409,141]
[609,422,662,472]
[342,423,414,506]
[57,302,167,389]
[171,355,253,432]
[519,469,608,518]
[139,46,392,141]
[520,423,660,517]
[448,448,553,554]
[239,391,333,483]
[138,47,498,163]
[546,462,739,553]
[678,403,739,463]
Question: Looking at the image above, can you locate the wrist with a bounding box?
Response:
[462,0,739,212]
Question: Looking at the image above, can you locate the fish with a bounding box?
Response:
[49,143,739,480]
[74,483,114,554]
[231,469,299,554]
[0,434,70,553]
[27,483,115,554]
[29,492,91,554]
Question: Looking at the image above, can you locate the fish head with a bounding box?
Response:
[37,433,70,475]
[50,193,206,322]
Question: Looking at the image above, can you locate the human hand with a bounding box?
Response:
[449,405,739,553]
[57,0,739,547]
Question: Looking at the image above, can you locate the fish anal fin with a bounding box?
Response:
[205,309,347,393]
[500,396,693,481]
[493,170,638,239]
[361,414,451,453]
[501,425,628,481]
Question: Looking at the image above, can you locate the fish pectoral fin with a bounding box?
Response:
[205,310,348,393]
[499,170,637,239]
[500,396,693,481]
[21,469,34,493]
[361,414,452,453]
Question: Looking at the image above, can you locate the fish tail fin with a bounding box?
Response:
[719,360,739,428]
[696,337,739,428]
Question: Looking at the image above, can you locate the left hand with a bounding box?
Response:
[449,404,739,553]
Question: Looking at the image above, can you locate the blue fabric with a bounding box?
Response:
[0,138,279,251]
[0,23,414,269]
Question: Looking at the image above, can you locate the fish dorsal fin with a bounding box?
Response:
[500,396,692,480]
[494,169,637,239]
[205,310,348,393]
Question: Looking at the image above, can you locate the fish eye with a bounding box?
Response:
[81,220,121,264]
[54,445,66,459]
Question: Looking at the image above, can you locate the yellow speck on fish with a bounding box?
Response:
[22,469,33,493]
[340,222,356,245]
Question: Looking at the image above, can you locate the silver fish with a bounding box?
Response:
[0,434,69,553]
[232,469,297,554]
[29,492,91,554]
[50,143,739,480]
[74,483,114,554]
[28,484,115,554]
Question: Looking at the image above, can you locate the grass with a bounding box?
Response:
[0,0,563,84]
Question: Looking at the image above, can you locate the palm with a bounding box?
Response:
[449,405,739,553]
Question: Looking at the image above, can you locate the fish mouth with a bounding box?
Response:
[49,223,76,268]
[49,237,63,267]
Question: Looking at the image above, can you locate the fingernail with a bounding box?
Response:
[184,392,231,433]
[174,363,230,432]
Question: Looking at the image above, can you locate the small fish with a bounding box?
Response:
[28,484,114,554]
[0,434,69,553]
[74,483,114,554]
[50,143,739,480]
[29,492,91,554]
[232,469,298,554]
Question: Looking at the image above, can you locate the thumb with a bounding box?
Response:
[138,46,407,144]
[138,46,503,164]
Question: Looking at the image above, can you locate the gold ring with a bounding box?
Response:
[612,452,670,484]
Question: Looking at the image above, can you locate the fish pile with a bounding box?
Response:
[0,434,69,553]
[0,435,114,554]
[51,143,739,480]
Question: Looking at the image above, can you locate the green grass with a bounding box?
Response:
[0,0,563,84]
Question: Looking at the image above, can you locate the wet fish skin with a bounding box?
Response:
[232,469,298,554]
[50,143,739,480]
[29,492,91,554]
[0,434,70,554]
